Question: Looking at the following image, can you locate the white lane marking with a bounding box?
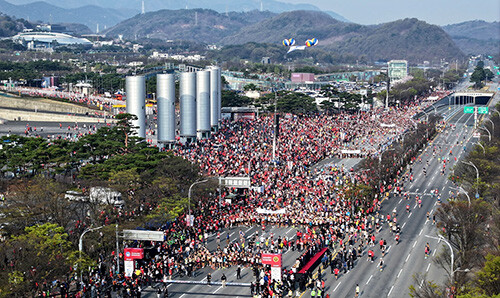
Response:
[413,241,417,248]
[386,245,391,253]
[419,279,425,288]
[433,249,437,256]
[213,286,223,293]
[419,229,423,236]
[406,254,411,262]
[388,285,394,296]
[244,227,252,233]
[429,209,433,215]
[408,212,412,218]
[426,263,431,272]
[397,268,403,278]
[402,222,406,229]
[230,232,235,237]
[180,294,186,298]
[366,275,373,285]
[398,199,402,204]
[333,282,341,292]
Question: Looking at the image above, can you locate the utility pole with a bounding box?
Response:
[115,224,120,274]
[272,88,278,162]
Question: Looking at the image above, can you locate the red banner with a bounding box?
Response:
[123,248,144,261]
[261,253,282,268]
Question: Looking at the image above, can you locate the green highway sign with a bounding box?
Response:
[464,106,474,114]
[477,107,489,114]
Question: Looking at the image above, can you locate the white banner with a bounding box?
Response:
[124,260,134,277]
[341,149,361,154]
[270,267,282,282]
[256,208,286,214]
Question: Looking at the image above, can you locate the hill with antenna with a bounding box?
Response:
[0,0,137,30]
[4,0,349,23]
[104,8,276,42]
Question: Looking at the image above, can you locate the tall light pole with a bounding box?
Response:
[472,142,485,154]
[485,119,494,135]
[79,226,104,288]
[450,186,470,206]
[116,224,119,274]
[425,235,454,281]
[461,160,479,194]
[188,179,208,223]
[478,126,491,142]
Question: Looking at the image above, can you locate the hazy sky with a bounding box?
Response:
[285,0,500,25]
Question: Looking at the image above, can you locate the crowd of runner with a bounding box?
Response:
[48,92,445,297]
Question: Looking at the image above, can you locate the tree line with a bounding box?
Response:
[0,114,209,296]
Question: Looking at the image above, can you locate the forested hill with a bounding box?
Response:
[0,13,31,37]
[105,10,465,63]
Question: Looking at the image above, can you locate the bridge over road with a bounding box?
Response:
[451,91,494,105]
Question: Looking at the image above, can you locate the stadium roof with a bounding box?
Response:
[11,32,92,46]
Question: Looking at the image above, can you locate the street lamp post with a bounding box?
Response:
[461,161,479,194]
[450,186,471,206]
[472,142,485,154]
[188,179,208,220]
[422,110,429,122]
[485,119,494,135]
[478,126,491,142]
[79,226,104,289]
[425,235,454,280]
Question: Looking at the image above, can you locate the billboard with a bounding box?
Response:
[261,253,282,267]
[123,230,164,241]
[123,248,144,261]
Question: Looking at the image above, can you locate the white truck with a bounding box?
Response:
[89,187,125,207]
[65,187,124,207]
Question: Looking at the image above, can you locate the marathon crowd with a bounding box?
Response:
[70,95,441,297]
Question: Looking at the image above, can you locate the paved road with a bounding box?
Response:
[140,72,500,297]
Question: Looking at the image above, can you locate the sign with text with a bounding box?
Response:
[477,107,489,114]
[123,230,164,241]
[463,106,474,114]
[123,248,144,261]
[261,253,282,268]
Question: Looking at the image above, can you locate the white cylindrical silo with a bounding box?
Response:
[209,67,220,129]
[217,67,221,123]
[126,76,146,138]
[157,74,176,143]
[196,70,211,139]
[180,72,196,141]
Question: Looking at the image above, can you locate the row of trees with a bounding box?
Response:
[0,115,207,296]
[470,60,495,89]
[410,104,500,297]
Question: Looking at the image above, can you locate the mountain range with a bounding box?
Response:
[0,0,137,30]
[442,20,500,55]
[1,0,349,29]
[106,9,466,63]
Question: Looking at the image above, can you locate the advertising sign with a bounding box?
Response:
[124,260,134,277]
[261,253,282,268]
[123,248,144,261]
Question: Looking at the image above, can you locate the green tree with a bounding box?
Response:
[221,90,252,107]
[470,66,486,88]
[475,253,500,296]
[0,223,82,296]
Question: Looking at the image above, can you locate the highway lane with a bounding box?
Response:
[301,107,476,298]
